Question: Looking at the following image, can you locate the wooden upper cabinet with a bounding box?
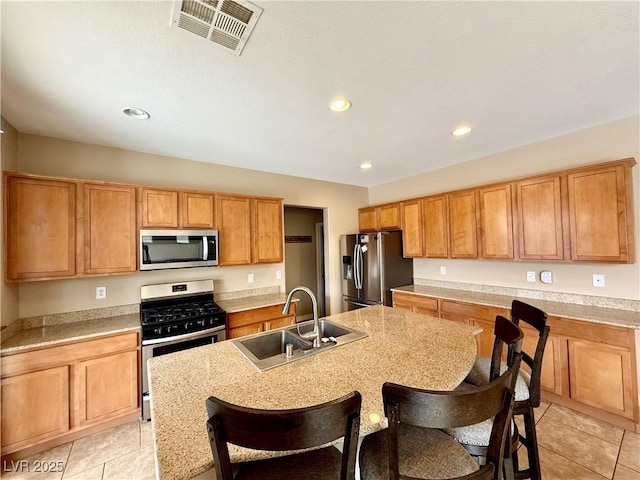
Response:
[5,174,76,280]
[478,183,515,259]
[217,194,252,266]
[359,203,401,232]
[516,175,565,260]
[141,188,178,228]
[567,161,635,263]
[83,183,137,274]
[423,195,449,258]
[401,199,423,257]
[378,203,401,230]
[181,192,215,229]
[448,190,478,258]
[252,197,283,264]
[358,207,377,232]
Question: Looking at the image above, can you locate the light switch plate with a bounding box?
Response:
[526,271,536,283]
[593,274,605,287]
[540,271,553,284]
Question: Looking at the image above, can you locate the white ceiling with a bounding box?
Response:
[2,1,638,187]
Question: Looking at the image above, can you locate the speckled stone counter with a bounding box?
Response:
[216,293,293,313]
[148,305,481,480]
[392,285,640,329]
[0,314,141,355]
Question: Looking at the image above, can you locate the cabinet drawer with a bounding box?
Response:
[227,304,288,329]
[440,300,508,322]
[228,324,264,339]
[266,316,295,331]
[1,332,140,378]
[393,293,438,311]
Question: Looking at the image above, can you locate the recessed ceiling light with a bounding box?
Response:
[360,161,373,169]
[328,97,351,112]
[451,125,472,136]
[122,107,151,120]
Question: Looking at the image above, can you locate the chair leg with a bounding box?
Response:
[514,406,541,480]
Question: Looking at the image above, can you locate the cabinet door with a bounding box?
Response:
[181,192,215,228]
[1,366,69,450]
[568,338,635,419]
[521,325,564,396]
[478,184,514,259]
[401,200,423,257]
[358,207,377,232]
[84,184,137,274]
[516,176,565,260]
[378,204,401,230]
[567,164,633,262]
[5,175,76,280]
[74,350,139,427]
[474,318,496,358]
[217,194,252,266]
[252,198,283,264]
[448,190,478,258]
[141,188,178,228]
[423,195,449,258]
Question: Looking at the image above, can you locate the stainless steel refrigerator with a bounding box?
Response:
[341,231,413,311]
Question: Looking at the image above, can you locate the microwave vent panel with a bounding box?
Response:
[171,0,263,55]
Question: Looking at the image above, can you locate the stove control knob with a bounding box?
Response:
[154,327,163,336]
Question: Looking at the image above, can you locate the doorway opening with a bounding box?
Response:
[283,206,326,321]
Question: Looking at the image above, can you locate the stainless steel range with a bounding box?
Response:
[140,279,226,420]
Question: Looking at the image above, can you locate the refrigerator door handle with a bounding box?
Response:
[346,299,379,308]
[353,244,361,290]
[356,244,363,290]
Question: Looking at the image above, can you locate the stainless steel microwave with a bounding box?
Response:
[139,229,219,271]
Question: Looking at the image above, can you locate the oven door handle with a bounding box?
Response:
[142,325,226,346]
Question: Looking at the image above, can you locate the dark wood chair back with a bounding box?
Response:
[382,320,524,480]
[206,391,362,480]
[510,299,549,407]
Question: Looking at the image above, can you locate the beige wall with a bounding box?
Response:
[370,115,640,301]
[13,134,369,318]
[1,119,19,327]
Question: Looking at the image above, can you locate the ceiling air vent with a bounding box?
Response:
[171,0,263,55]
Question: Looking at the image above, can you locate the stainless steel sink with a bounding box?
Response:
[231,319,367,371]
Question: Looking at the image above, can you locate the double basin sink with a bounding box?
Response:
[231,319,368,371]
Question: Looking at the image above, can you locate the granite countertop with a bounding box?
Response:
[216,293,295,313]
[148,305,480,480]
[0,314,141,355]
[391,285,640,329]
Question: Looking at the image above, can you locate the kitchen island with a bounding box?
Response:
[148,305,481,480]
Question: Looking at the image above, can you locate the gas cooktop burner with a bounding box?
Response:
[140,280,226,341]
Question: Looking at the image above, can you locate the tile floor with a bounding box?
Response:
[1,401,639,479]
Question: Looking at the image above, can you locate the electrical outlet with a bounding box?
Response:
[593,274,605,287]
[440,266,447,275]
[248,273,255,283]
[96,286,107,299]
[526,271,536,283]
[540,271,553,284]
[276,270,282,280]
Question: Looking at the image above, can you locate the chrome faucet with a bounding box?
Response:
[282,286,321,348]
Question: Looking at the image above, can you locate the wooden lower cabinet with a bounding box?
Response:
[74,350,139,427]
[227,303,297,339]
[391,291,639,429]
[1,366,70,449]
[1,332,140,457]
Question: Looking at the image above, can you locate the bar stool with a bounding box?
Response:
[359,316,524,480]
[458,300,549,480]
[206,391,361,480]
